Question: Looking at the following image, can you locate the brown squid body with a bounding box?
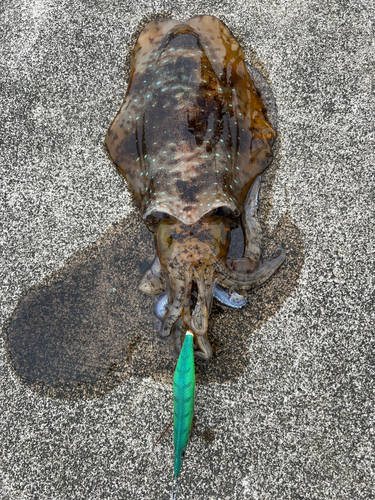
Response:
[106,15,285,360]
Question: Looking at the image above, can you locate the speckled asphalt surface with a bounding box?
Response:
[1,1,374,499]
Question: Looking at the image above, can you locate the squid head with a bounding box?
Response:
[155,216,230,337]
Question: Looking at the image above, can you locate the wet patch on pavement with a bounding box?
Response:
[201,428,216,445]
[4,200,303,399]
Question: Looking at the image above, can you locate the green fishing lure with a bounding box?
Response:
[172,331,195,498]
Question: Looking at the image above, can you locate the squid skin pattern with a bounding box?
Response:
[173,331,195,478]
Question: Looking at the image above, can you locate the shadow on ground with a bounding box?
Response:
[4,198,304,400]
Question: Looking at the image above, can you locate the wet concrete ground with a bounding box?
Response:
[1,1,374,499]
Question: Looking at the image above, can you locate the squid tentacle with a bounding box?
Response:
[181,267,193,332]
[226,176,263,275]
[138,256,167,295]
[242,175,262,262]
[218,247,285,291]
[191,269,209,335]
[159,278,185,337]
[195,333,212,362]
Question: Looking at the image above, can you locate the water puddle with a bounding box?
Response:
[4,203,304,400]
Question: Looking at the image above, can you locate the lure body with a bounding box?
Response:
[173,331,195,478]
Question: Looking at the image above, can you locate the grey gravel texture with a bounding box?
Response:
[1,0,374,499]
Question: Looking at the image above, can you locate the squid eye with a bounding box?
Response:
[156,221,176,255]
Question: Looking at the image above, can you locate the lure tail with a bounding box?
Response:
[172,331,195,498]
